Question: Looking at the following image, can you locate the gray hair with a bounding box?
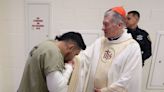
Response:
[104,10,126,27]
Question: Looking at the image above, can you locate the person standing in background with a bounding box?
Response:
[126,10,152,67]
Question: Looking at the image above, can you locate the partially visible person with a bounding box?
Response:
[77,6,142,92]
[18,32,86,92]
[126,10,152,66]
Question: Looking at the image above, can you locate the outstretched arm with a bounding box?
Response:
[46,63,73,92]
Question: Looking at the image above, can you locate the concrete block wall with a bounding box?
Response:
[0,0,25,91]
[1,0,164,91]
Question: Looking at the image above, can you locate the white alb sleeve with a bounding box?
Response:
[46,64,73,92]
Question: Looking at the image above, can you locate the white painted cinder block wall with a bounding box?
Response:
[0,0,164,91]
[0,0,25,91]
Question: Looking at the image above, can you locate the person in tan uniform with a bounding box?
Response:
[18,32,86,92]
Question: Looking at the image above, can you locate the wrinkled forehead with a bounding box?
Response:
[103,14,115,24]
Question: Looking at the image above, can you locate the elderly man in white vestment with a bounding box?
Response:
[76,6,142,92]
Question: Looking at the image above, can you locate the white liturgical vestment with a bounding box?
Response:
[77,29,142,92]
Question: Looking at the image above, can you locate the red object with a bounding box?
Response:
[112,6,126,18]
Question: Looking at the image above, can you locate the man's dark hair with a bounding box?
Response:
[55,31,86,50]
[128,10,140,19]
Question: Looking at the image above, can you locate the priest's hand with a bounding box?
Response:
[94,88,101,92]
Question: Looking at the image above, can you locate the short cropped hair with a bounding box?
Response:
[128,10,140,19]
[105,9,126,27]
[55,31,86,50]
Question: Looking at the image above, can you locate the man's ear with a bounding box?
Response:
[117,23,123,28]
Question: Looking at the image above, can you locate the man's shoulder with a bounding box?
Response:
[127,38,140,48]
[37,40,60,55]
[129,38,140,45]
[40,40,56,48]
[137,27,149,35]
[95,36,104,43]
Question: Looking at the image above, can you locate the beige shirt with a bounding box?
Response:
[18,40,64,92]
